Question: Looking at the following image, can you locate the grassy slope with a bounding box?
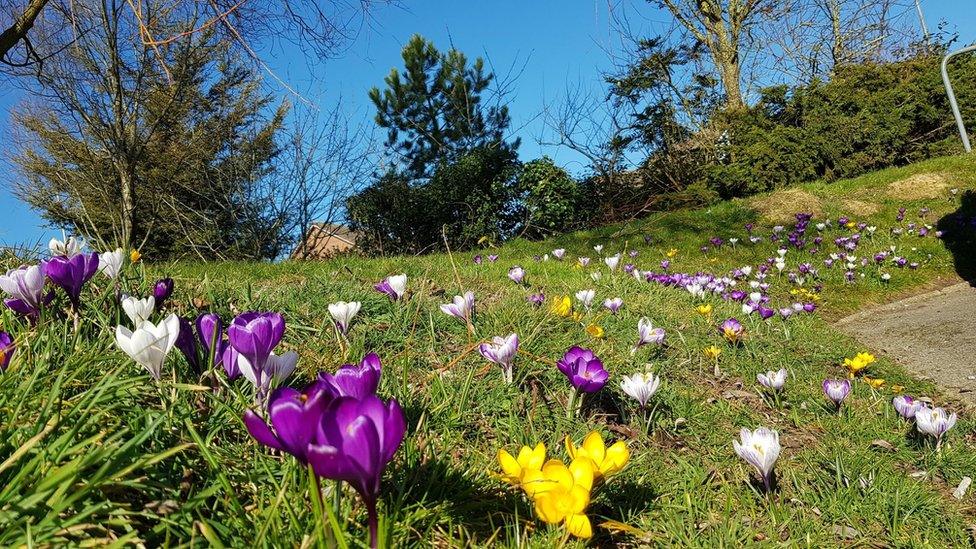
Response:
[3,155,976,547]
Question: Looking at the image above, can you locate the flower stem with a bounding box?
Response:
[366,498,379,549]
[566,388,577,419]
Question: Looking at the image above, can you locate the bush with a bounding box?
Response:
[516,157,584,238]
[348,146,520,255]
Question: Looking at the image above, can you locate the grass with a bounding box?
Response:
[2,154,976,547]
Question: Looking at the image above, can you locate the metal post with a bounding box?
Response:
[914,0,930,43]
[941,44,976,153]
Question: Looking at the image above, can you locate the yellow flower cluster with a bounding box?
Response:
[843,352,875,377]
[550,295,572,317]
[695,304,713,317]
[497,432,629,539]
[789,288,820,302]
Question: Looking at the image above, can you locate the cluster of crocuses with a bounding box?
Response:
[497,431,629,539]
[244,353,405,548]
[892,394,958,449]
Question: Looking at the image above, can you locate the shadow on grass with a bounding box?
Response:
[937,190,976,286]
[387,453,529,542]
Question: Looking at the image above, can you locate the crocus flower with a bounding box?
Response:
[578,257,590,267]
[603,297,623,314]
[557,346,608,394]
[634,317,666,352]
[550,295,572,317]
[757,369,787,391]
[508,266,525,284]
[565,431,629,479]
[197,313,227,369]
[121,295,155,326]
[732,427,780,492]
[527,292,545,307]
[575,289,595,310]
[44,252,99,309]
[488,254,499,262]
[915,406,957,446]
[843,352,875,376]
[319,353,382,399]
[228,312,291,398]
[307,395,407,549]
[97,248,124,279]
[329,301,362,335]
[49,233,85,257]
[719,318,745,344]
[479,333,518,383]
[0,331,13,371]
[152,277,174,304]
[552,248,566,260]
[532,458,595,539]
[115,313,180,380]
[440,292,474,323]
[823,379,851,410]
[0,265,47,317]
[473,254,483,265]
[604,254,621,271]
[703,345,722,360]
[497,442,546,488]
[175,316,201,373]
[244,379,335,463]
[374,274,407,301]
[620,372,661,408]
[593,244,603,254]
[892,395,922,419]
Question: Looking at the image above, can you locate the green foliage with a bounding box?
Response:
[348,146,521,255]
[516,157,584,238]
[369,34,518,179]
[704,54,976,198]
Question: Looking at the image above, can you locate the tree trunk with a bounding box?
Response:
[119,169,135,252]
[0,0,48,62]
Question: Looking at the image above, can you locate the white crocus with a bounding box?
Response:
[115,313,180,380]
[49,232,86,257]
[915,406,958,446]
[733,427,781,491]
[122,296,155,326]
[239,350,298,397]
[604,254,621,271]
[620,372,661,408]
[593,244,604,254]
[388,274,407,298]
[575,289,595,310]
[0,264,46,309]
[552,248,566,260]
[757,368,787,390]
[329,301,362,335]
[98,248,125,279]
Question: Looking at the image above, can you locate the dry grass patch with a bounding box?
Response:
[842,199,880,217]
[887,172,951,200]
[751,189,823,223]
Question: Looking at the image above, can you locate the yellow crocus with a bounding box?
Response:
[572,311,584,322]
[532,458,595,539]
[695,304,713,317]
[703,345,722,360]
[550,296,572,317]
[564,431,629,479]
[497,442,546,487]
[666,248,678,258]
[864,376,885,389]
[891,384,904,394]
[585,324,604,338]
[129,249,142,263]
[846,221,857,229]
[843,352,875,376]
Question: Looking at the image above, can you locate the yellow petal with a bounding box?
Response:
[564,435,577,459]
[602,441,630,476]
[541,460,574,491]
[497,449,521,484]
[566,513,593,539]
[521,468,551,498]
[568,457,595,491]
[534,493,564,524]
[581,432,606,465]
[525,442,546,470]
[568,485,591,514]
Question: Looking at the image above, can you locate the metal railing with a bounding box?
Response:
[941,44,976,153]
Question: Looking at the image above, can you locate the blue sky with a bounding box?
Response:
[0,0,972,247]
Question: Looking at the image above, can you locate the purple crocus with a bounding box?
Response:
[196,313,227,367]
[603,297,623,314]
[175,316,201,373]
[479,333,518,383]
[473,254,483,265]
[527,292,545,307]
[0,331,14,371]
[244,379,336,463]
[557,346,608,394]
[893,395,922,419]
[307,395,407,549]
[508,266,525,285]
[44,252,99,309]
[719,318,745,343]
[153,277,174,304]
[319,353,383,399]
[374,274,407,301]
[488,254,499,263]
[822,379,851,411]
[440,291,475,323]
[227,311,290,399]
[0,265,48,319]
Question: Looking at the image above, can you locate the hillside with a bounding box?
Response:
[3,154,976,546]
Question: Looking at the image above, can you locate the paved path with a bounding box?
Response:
[835,282,976,405]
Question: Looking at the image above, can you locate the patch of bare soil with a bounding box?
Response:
[751,189,823,223]
[835,282,976,407]
[887,172,951,200]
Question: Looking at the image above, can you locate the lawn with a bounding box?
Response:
[2,154,976,547]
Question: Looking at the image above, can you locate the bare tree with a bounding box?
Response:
[276,101,376,258]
